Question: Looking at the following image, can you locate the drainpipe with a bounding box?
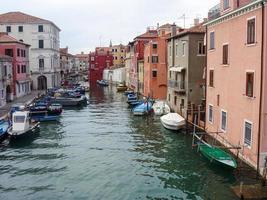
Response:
[204,25,208,131]
[257,1,265,176]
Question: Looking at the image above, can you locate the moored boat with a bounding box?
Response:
[133,102,153,116]
[97,80,109,86]
[0,119,10,143]
[153,101,170,116]
[8,111,40,141]
[116,83,128,92]
[160,113,185,130]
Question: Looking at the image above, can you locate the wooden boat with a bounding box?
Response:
[8,111,40,140]
[193,133,237,169]
[97,80,109,86]
[124,90,134,96]
[153,101,171,116]
[50,96,87,107]
[133,102,153,116]
[0,119,10,143]
[160,113,185,130]
[128,100,143,108]
[116,83,128,92]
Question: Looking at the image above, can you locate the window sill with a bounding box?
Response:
[243,94,256,99]
[221,64,229,67]
[244,144,252,149]
[208,120,213,125]
[245,42,257,47]
[209,85,215,88]
[208,49,215,52]
[220,128,227,134]
[197,54,206,57]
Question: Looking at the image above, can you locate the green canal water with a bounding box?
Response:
[0,86,239,200]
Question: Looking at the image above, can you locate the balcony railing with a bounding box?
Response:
[168,80,186,91]
[208,3,221,21]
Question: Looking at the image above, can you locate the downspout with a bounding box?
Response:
[204,25,208,131]
[257,1,265,176]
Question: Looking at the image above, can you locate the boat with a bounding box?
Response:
[124,90,134,96]
[30,113,60,122]
[97,80,109,86]
[116,83,128,92]
[128,100,143,108]
[160,113,185,130]
[50,96,86,107]
[152,101,171,116]
[8,111,40,140]
[193,133,237,169]
[0,119,10,143]
[133,102,153,116]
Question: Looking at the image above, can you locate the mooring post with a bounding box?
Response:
[240,181,244,200]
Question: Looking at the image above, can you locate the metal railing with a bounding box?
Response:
[168,80,186,90]
[208,3,221,20]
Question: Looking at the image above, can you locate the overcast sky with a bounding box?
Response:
[2,0,219,54]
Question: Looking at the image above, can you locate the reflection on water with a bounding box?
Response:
[0,86,238,200]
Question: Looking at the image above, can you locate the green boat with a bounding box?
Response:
[198,142,238,169]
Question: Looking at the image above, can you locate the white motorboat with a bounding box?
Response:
[160,113,185,130]
[8,111,40,141]
[152,101,170,116]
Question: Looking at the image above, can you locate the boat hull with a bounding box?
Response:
[160,119,184,130]
[8,123,40,141]
[160,113,185,131]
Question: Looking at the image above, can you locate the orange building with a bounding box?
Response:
[143,24,172,100]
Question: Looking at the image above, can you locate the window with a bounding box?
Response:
[208,105,213,123]
[244,121,252,147]
[17,65,20,74]
[246,72,254,97]
[152,70,157,78]
[152,56,158,63]
[39,40,44,48]
[217,94,220,106]
[247,18,256,44]
[5,49,13,57]
[223,0,229,10]
[168,94,170,101]
[182,43,186,56]
[174,96,177,105]
[209,70,214,87]
[147,56,149,63]
[38,25,44,32]
[18,26,23,32]
[198,41,205,55]
[153,43,157,49]
[169,46,171,57]
[169,71,172,79]
[91,57,95,61]
[6,26,11,33]
[181,99,185,107]
[175,44,178,56]
[39,59,44,70]
[3,65,7,76]
[221,110,227,131]
[17,49,20,57]
[210,32,215,50]
[222,44,229,64]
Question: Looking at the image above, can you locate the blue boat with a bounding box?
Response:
[124,90,134,96]
[30,114,60,122]
[132,102,153,116]
[97,80,109,86]
[129,100,143,108]
[0,119,10,143]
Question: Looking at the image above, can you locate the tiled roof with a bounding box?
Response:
[0,12,60,30]
[0,32,30,46]
[168,23,205,40]
[159,23,172,28]
[134,30,158,40]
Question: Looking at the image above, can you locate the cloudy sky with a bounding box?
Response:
[2,0,219,54]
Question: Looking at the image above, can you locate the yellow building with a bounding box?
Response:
[110,44,126,67]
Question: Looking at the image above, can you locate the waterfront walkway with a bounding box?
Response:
[0,90,44,118]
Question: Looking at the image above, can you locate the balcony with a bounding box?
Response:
[208,3,221,21]
[168,80,186,94]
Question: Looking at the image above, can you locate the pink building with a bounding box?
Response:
[0,33,31,98]
[143,25,171,99]
[206,0,267,174]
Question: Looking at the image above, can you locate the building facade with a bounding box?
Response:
[75,52,89,72]
[125,42,134,88]
[60,47,76,78]
[0,12,61,90]
[0,54,13,106]
[167,23,206,116]
[88,47,113,85]
[206,0,267,173]
[0,32,31,98]
[110,44,126,68]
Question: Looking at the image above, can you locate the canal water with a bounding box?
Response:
[0,86,238,200]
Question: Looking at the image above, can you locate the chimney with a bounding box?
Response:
[194,18,200,26]
[147,27,150,32]
[157,23,159,29]
[81,51,84,54]
[203,18,208,23]
[171,23,177,37]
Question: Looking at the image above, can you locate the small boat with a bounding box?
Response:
[129,100,143,108]
[133,102,153,116]
[153,101,170,116]
[30,114,60,122]
[50,96,86,107]
[0,119,10,143]
[8,111,40,140]
[193,133,237,169]
[160,113,185,130]
[97,80,109,86]
[117,83,128,92]
[124,90,134,96]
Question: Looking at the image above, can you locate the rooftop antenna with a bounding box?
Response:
[177,14,189,28]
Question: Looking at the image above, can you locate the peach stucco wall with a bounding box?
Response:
[206,7,263,167]
[143,37,167,100]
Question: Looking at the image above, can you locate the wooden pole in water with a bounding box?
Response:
[240,181,244,200]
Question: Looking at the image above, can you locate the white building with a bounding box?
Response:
[0,12,61,90]
[103,67,126,84]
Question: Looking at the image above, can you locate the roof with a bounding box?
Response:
[167,23,205,40]
[0,12,61,31]
[134,30,158,40]
[159,23,172,28]
[0,32,30,46]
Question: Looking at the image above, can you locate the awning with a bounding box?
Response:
[169,66,185,72]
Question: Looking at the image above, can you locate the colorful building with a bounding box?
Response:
[205,0,267,174]
[125,42,135,88]
[110,44,126,68]
[60,47,76,78]
[0,54,13,106]
[167,22,205,116]
[143,24,172,99]
[0,32,31,98]
[0,12,61,90]
[88,47,113,85]
[75,52,89,72]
